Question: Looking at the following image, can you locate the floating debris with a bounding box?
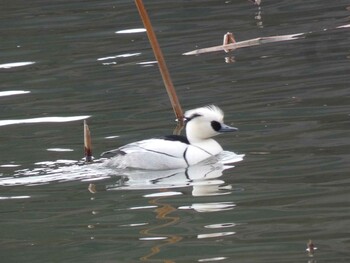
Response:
[183,33,304,56]
[184,20,350,57]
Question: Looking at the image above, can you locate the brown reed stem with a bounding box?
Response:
[84,120,93,162]
[134,0,184,128]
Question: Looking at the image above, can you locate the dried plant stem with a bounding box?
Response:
[223,32,236,53]
[84,120,92,162]
[134,0,184,128]
[183,33,303,56]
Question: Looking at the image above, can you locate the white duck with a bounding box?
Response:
[101,105,238,170]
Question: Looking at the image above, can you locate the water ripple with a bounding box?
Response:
[115,28,146,34]
[204,223,236,229]
[0,90,30,97]
[0,115,90,127]
[179,202,236,213]
[197,231,236,239]
[198,257,228,262]
[0,61,35,69]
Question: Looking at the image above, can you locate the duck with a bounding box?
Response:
[101,105,238,170]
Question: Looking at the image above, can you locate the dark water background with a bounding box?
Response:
[1,0,350,262]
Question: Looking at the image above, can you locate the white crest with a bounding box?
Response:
[184,105,224,122]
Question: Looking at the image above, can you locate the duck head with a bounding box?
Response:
[184,105,238,143]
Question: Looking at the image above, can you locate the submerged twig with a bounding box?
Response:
[306,239,317,257]
[183,33,304,56]
[134,0,185,133]
[84,120,93,162]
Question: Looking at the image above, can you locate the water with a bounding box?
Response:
[1,0,350,262]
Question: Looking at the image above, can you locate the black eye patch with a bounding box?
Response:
[211,121,222,131]
[185,113,202,122]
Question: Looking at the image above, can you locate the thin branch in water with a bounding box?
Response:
[183,33,304,56]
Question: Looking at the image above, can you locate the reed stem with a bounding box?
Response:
[134,0,184,128]
[84,120,93,162]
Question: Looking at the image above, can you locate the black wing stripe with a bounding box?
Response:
[138,146,182,159]
[183,147,189,166]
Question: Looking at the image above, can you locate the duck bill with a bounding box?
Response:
[219,123,238,132]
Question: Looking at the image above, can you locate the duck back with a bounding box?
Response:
[101,136,222,170]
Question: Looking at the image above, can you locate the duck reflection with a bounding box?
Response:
[107,151,243,197]
[106,152,243,262]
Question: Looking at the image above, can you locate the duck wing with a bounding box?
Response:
[101,137,191,169]
[101,137,189,159]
